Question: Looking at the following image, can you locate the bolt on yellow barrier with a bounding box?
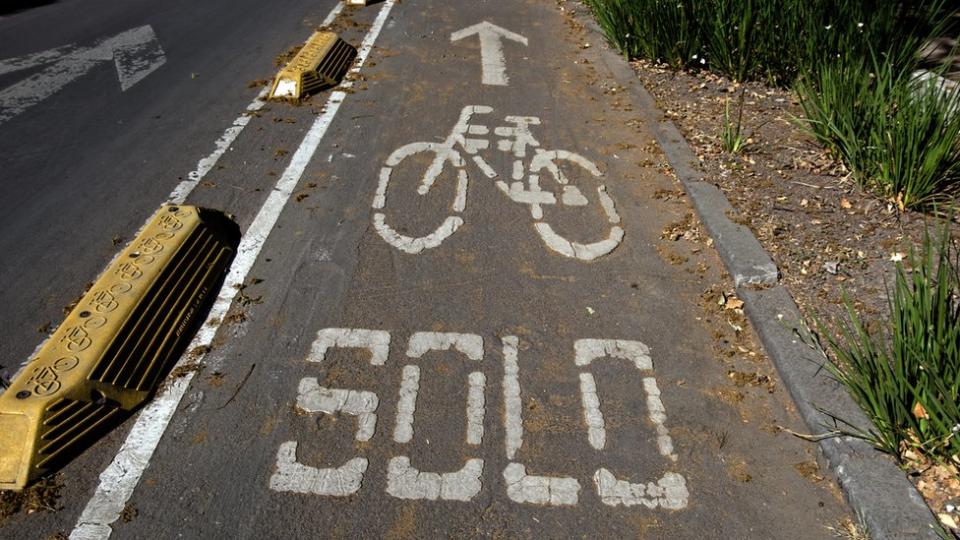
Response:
[269,31,357,99]
[0,205,239,491]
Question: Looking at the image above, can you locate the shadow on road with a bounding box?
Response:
[0,0,57,16]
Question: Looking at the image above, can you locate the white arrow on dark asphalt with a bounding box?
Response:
[0,25,166,125]
[451,21,528,86]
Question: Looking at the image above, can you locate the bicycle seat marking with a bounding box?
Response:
[371,105,624,261]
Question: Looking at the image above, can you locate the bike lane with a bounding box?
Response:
[107,0,851,537]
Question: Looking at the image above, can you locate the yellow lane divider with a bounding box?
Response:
[269,31,357,100]
[0,205,239,490]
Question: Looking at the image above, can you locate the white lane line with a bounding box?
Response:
[9,83,263,382]
[69,2,394,538]
[168,1,344,204]
[320,3,346,28]
[167,87,268,204]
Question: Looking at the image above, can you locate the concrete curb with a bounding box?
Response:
[739,286,941,539]
[576,32,779,287]
[575,5,944,538]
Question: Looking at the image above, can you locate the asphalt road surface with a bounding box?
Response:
[1,0,854,538]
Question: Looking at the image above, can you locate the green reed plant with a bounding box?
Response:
[798,53,960,208]
[586,0,947,84]
[721,90,746,153]
[586,0,958,207]
[585,0,701,67]
[872,77,960,207]
[817,223,959,463]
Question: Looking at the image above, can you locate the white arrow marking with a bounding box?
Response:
[0,45,78,77]
[451,21,527,86]
[0,25,166,125]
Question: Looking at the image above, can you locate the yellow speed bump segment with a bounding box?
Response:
[269,31,357,99]
[0,205,239,490]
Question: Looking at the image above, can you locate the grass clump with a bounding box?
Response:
[817,223,959,465]
[720,92,746,154]
[587,0,700,70]
[585,0,943,85]
[585,0,960,209]
[797,45,960,209]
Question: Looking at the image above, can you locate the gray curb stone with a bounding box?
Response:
[739,286,941,539]
[684,181,780,286]
[575,5,943,538]
[579,25,779,287]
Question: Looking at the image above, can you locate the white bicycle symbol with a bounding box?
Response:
[371,105,624,261]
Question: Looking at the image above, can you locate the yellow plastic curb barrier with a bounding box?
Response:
[0,205,239,490]
[269,31,357,99]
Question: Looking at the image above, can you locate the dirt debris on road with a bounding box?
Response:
[631,53,960,520]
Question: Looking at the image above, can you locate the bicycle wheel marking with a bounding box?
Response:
[371,105,625,261]
[534,220,625,262]
[373,213,464,254]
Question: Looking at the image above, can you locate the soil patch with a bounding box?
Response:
[631,58,960,526]
[0,476,62,523]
